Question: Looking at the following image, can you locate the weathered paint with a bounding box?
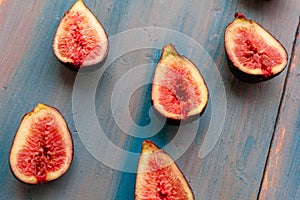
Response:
[259,25,300,200]
[0,0,299,199]
[0,1,47,88]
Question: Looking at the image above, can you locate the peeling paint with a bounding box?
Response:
[275,128,286,155]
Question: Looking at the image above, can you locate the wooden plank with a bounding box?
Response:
[112,1,300,200]
[0,0,299,199]
[0,0,46,87]
[0,0,121,199]
[113,1,300,200]
[259,20,300,200]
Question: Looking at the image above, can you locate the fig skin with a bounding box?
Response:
[53,0,109,72]
[151,44,209,125]
[224,13,288,83]
[59,52,108,73]
[152,106,207,126]
[135,140,194,200]
[9,104,74,184]
[227,58,278,83]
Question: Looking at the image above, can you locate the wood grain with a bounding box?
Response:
[0,0,47,88]
[259,20,300,200]
[0,0,299,199]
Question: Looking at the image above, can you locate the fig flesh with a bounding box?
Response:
[151,44,209,123]
[224,13,288,82]
[9,104,73,184]
[135,140,194,200]
[53,0,109,70]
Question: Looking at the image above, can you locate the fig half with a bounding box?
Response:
[151,44,209,123]
[9,104,73,184]
[224,13,288,82]
[53,0,109,70]
[135,140,194,200]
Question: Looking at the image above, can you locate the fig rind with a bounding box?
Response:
[9,104,73,184]
[53,0,109,71]
[224,13,288,83]
[151,44,209,124]
[135,140,194,200]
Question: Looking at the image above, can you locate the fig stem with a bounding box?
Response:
[162,44,178,59]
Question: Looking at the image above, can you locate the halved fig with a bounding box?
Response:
[224,13,288,82]
[53,0,109,71]
[135,140,194,200]
[151,44,209,123]
[9,104,73,184]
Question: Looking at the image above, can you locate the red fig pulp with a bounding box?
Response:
[9,104,73,184]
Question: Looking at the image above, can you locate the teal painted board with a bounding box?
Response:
[0,0,121,199]
[259,22,300,200]
[0,0,299,200]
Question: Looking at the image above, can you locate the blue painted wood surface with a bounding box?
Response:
[0,0,299,199]
[259,22,300,200]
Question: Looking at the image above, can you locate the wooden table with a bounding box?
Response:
[0,0,299,199]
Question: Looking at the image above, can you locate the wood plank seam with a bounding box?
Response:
[257,17,300,200]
